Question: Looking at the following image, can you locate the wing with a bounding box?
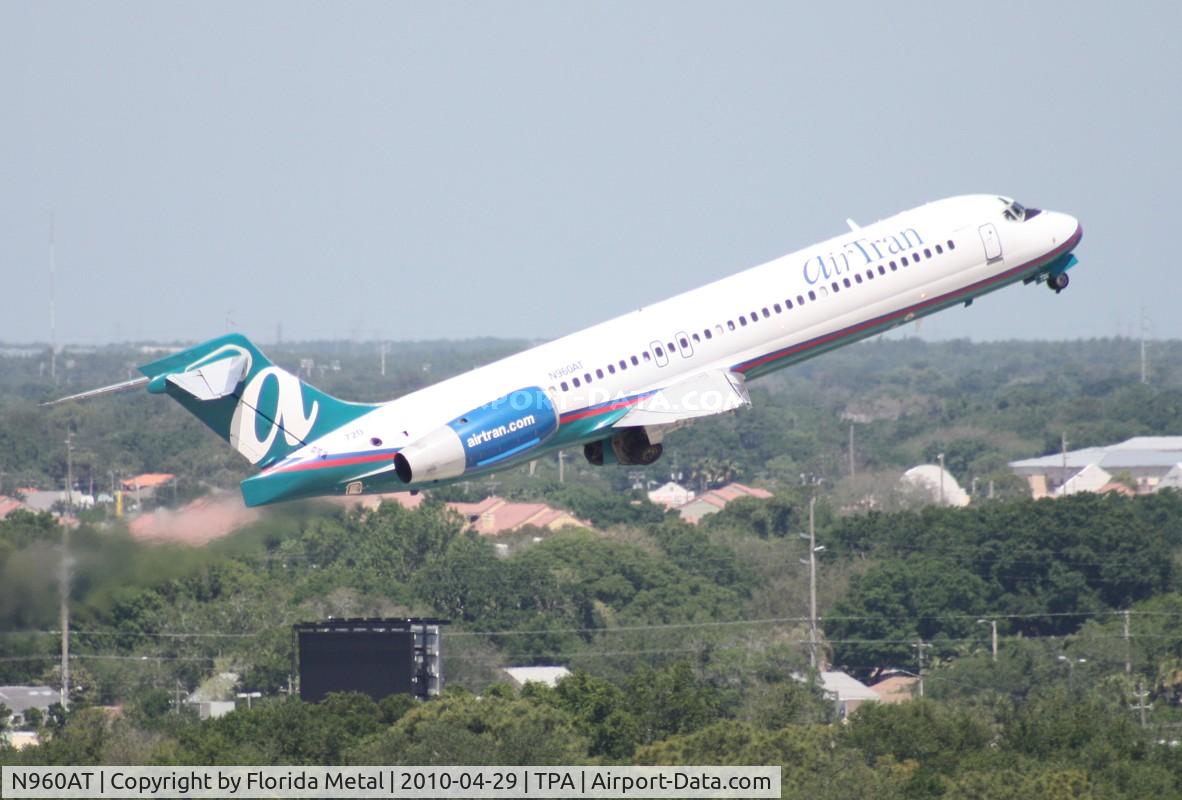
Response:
[614,369,751,427]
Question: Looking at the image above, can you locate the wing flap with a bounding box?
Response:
[617,370,751,427]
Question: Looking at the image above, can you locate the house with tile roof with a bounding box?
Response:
[448,496,591,535]
[674,482,773,523]
[0,495,31,519]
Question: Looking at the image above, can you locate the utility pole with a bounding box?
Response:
[1123,610,1132,674]
[379,341,388,377]
[65,430,74,511]
[977,619,998,663]
[558,450,565,483]
[59,467,71,710]
[848,424,855,478]
[799,497,822,670]
[49,212,57,384]
[1057,655,1086,691]
[1140,307,1150,384]
[1132,681,1152,729]
[937,453,945,506]
[1061,432,1068,492]
[915,640,930,697]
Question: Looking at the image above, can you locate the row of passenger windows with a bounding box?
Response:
[556,239,956,393]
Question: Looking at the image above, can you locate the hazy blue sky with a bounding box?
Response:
[2,2,1178,345]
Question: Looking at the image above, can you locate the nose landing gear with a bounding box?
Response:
[1047,273,1069,293]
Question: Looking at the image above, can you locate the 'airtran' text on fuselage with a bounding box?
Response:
[802,228,924,285]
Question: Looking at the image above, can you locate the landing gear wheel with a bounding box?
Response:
[1047,273,1069,293]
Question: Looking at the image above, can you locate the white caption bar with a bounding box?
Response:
[2,766,780,798]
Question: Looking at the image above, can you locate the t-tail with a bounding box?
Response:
[136,334,377,469]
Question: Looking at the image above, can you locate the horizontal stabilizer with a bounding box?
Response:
[41,376,149,406]
[164,354,248,400]
[617,370,750,427]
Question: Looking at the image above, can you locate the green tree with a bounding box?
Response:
[347,692,587,765]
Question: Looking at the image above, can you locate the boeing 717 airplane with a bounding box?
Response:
[50,195,1082,506]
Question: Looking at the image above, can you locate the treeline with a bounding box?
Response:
[6,337,1182,503]
[4,490,1181,701]
[5,483,1182,795]
[6,677,1182,799]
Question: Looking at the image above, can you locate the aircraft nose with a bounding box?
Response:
[1049,211,1082,249]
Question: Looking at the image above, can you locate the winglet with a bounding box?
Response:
[846,218,860,231]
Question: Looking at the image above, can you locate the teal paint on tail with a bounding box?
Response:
[138,334,378,468]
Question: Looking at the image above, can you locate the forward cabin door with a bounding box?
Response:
[978,223,1003,264]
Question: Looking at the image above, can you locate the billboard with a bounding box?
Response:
[294,618,446,703]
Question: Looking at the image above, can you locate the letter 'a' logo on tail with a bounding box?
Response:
[138,334,375,468]
[230,366,320,463]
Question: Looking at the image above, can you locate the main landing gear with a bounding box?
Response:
[1047,272,1069,293]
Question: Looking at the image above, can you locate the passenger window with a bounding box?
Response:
[843,277,851,288]
[704,329,713,339]
[866,270,874,279]
[935,244,943,254]
[878,265,886,275]
[762,308,770,318]
[831,282,840,292]
[650,341,669,367]
[608,364,615,374]
[808,290,816,301]
[948,239,955,249]
[596,368,604,379]
[786,299,794,309]
[890,261,897,271]
[715,324,724,335]
[728,320,736,331]
[901,256,909,266]
[774,303,782,313]
[667,342,675,352]
[561,381,569,391]
[692,332,700,343]
[739,316,748,327]
[819,286,829,297]
[573,377,581,387]
[619,359,627,370]
[584,373,592,383]
[855,274,863,284]
[642,352,650,362]
[679,337,688,348]
[633,355,641,365]
[924,248,931,258]
[797,295,805,305]
[911,252,919,262]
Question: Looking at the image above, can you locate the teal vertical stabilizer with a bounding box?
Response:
[138,334,378,469]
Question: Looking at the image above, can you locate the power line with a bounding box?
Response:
[2,607,1179,642]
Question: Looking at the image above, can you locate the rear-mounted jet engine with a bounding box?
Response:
[393,387,558,483]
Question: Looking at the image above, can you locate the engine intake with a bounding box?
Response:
[393,387,558,484]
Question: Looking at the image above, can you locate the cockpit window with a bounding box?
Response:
[1000,196,1042,221]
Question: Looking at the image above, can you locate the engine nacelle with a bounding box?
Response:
[584,427,663,466]
[393,387,558,483]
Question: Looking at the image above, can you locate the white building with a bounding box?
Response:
[902,465,970,507]
[502,666,571,689]
[1009,436,1182,498]
[646,481,695,509]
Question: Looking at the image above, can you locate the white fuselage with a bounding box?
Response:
[284,194,1081,487]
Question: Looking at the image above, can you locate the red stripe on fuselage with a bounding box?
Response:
[558,392,653,424]
[262,450,397,475]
